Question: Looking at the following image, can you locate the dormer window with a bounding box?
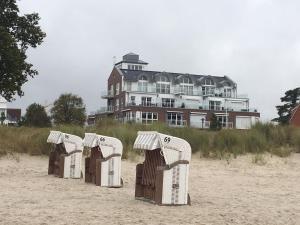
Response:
[204,79,214,86]
[138,75,148,92]
[180,77,192,84]
[179,76,193,95]
[156,75,170,94]
[224,88,232,97]
[202,78,215,96]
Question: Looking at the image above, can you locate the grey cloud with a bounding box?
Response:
[9,0,300,121]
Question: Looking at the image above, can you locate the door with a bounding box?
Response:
[190,114,206,128]
[236,116,252,129]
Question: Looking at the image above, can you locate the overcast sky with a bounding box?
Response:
[8,0,300,121]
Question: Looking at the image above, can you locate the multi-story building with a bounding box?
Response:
[0,96,21,126]
[97,53,260,129]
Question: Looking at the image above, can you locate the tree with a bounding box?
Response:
[23,103,51,127]
[0,0,46,101]
[210,113,221,130]
[0,111,6,125]
[51,93,86,126]
[273,87,300,125]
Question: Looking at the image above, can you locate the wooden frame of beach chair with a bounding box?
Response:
[133,131,191,205]
[47,131,83,179]
[83,133,123,187]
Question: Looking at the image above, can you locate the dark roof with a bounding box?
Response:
[119,69,236,87]
[115,60,148,66]
[115,53,148,65]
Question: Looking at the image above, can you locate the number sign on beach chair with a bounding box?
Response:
[83,133,123,187]
[47,131,83,179]
[133,131,191,205]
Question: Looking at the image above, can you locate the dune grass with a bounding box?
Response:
[0,121,299,159]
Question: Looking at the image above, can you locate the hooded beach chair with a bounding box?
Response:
[83,133,123,187]
[133,131,191,205]
[47,131,83,179]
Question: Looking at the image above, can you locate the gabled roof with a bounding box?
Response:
[119,69,236,87]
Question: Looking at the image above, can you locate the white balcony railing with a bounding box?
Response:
[101,90,114,98]
[124,102,255,113]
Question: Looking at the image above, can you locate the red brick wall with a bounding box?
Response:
[116,106,260,127]
[107,68,124,112]
[290,106,300,127]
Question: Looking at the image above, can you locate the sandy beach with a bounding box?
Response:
[0,153,299,225]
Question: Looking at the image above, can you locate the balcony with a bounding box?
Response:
[95,106,114,114]
[124,102,257,113]
[101,90,114,99]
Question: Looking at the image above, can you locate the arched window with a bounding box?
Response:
[179,76,193,95]
[180,77,192,84]
[156,75,170,94]
[138,75,148,92]
[204,79,214,86]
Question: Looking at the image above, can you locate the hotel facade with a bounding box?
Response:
[94,53,260,129]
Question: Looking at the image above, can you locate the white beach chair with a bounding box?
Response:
[83,133,123,187]
[133,131,191,205]
[47,131,83,179]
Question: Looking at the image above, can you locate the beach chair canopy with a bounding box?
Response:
[47,131,83,153]
[133,131,191,165]
[83,133,123,157]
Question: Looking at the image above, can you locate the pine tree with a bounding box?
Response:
[273,87,300,125]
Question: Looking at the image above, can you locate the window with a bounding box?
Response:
[180,77,192,84]
[142,112,158,124]
[141,97,152,106]
[130,96,136,105]
[138,76,148,92]
[202,86,215,96]
[179,76,193,95]
[166,112,184,126]
[116,83,120,95]
[162,98,175,108]
[125,111,136,123]
[179,85,193,95]
[126,82,132,91]
[209,101,221,111]
[109,84,113,96]
[156,75,170,94]
[224,88,232,97]
[128,65,131,69]
[204,79,214,86]
[217,115,228,128]
[138,65,142,70]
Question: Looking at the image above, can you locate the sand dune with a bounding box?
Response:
[0,154,299,225]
